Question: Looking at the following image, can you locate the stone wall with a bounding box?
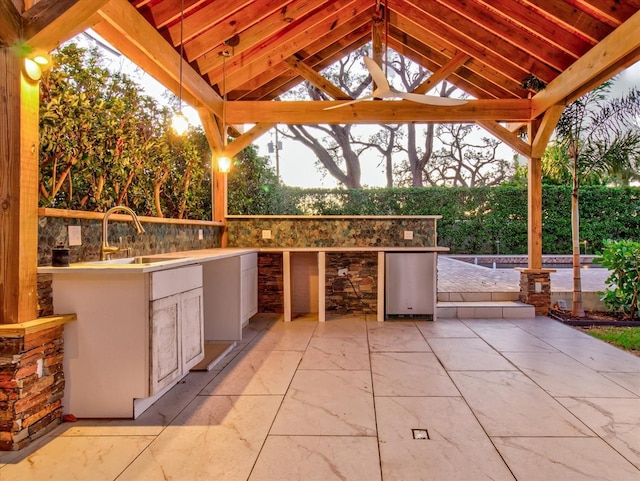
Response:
[0,325,66,451]
[325,252,378,316]
[227,216,438,248]
[258,253,284,313]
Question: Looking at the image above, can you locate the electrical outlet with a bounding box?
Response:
[262,229,272,239]
[198,229,203,240]
[338,267,348,277]
[403,230,414,240]
[68,225,82,246]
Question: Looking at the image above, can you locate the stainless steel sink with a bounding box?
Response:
[76,256,190,266]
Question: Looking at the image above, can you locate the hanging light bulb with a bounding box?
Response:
[217,155,231,173]
[172,0,189,135]
[217,49,232,173]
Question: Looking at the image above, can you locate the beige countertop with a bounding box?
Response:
[38,246,448,274]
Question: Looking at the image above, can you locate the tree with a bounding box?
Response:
[554,80,640,317]
[39,43,213,219]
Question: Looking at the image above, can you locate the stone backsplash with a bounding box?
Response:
[227,216,438,248]
[325,252,378,316]
[38,213,222,266]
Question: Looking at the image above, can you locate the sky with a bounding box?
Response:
[77,31,640,189]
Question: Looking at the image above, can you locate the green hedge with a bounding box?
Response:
[263,186,640,254]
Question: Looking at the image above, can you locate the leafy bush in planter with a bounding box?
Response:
[595,239,640,320]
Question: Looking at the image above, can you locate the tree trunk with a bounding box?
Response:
[571,151,585,317]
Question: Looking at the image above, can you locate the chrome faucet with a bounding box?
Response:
[101,206,145,260]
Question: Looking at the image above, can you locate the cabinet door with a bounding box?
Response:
[150,294,182,394]
[181,287,204,371]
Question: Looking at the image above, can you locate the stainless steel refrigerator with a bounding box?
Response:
[385,252,436,319]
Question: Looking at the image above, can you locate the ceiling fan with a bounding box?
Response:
[324,57,468,110]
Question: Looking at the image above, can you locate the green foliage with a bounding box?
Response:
[594,239,640,320]
[227,145,290,215]
[268,185,640,255]
[39,43,211,219]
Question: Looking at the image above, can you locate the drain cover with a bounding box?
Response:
[412,429,429,440]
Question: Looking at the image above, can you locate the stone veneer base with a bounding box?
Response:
[0,315,75,451]
[518,269,554,316]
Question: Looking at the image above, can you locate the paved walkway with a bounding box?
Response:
[438,255,610,293]
[2,314,640,480]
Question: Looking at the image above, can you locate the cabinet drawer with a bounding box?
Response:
[151,265,203,300]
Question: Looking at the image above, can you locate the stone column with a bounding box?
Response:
[517,268,555,316]
[0,316,74,451]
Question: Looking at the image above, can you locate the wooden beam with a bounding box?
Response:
[23,0,107,52]
[532,9,640,118]
[95,0,222,118]
[476,120,531,158]
[226,99,532,124]
[371,4,383,73]
[531,104,564,158]
[284,56,351,100]
[197,107,223,153]
[224,122,274,158]
[413,52,469,95]
[0,49,39,323]
[0,0,21,46]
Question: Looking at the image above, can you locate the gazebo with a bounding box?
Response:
[1,0,639,327]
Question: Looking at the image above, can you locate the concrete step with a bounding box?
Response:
[438,291,520,302]
[437,301,535,319]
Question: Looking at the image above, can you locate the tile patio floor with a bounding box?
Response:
[2,313,640,481]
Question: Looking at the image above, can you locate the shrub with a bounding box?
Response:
[595,239,640,320]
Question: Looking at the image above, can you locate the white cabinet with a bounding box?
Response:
[202,253,257,341]
[52,264,203,418]
[240,253,258,327]
[150,266,204,395]
[150,286,204,395]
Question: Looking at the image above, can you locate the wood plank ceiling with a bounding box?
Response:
[127,0,640,114]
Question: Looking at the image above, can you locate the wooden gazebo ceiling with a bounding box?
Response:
[6,0,640,129]
[117,0,640,116]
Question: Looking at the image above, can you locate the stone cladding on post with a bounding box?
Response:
[0,325,65,451]
[518,270,553,316]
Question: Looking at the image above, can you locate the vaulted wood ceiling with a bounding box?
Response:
[4,0,640,152]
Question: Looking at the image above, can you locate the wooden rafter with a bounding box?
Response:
[412,52,469,95]
[0,0,20,45]
[284,56,351,100]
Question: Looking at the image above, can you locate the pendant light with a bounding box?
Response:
[217,49,231,173]
[172,0,189,135]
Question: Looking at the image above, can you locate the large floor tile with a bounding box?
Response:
[558,397,640,469]
[416,319,477,338]
[299,337,370,370]
[270,370,376,436]
[601,371,640,396]
[503,351,635,397]
[0,435,154,481]
[248,319,317,351]
[366,321,431,352]
[117,395,282,481]
[249,436,381,481]
[471,326,558,352]
[428,337,515,370]
[376,396,514,480]
[493,436,640,480]
[450,371,592,436]
[200,349,301,395]
[543,336,640,372]
[371,352,459,396]
[314,315,367,337]
[510,318,585,338]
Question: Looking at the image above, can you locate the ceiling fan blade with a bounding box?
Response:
[397,92,468,106]
[363,57,390,91]
[323,94,375,110]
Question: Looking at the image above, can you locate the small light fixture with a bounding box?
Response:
[172,0,189,135]
[23,51,50,82]
[217,155,231,173]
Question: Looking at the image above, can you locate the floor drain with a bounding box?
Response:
[412,429,429,440]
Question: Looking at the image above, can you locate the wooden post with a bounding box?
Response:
[527,120,543,270]
[213,168,227,246]
[0,49,40,324]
